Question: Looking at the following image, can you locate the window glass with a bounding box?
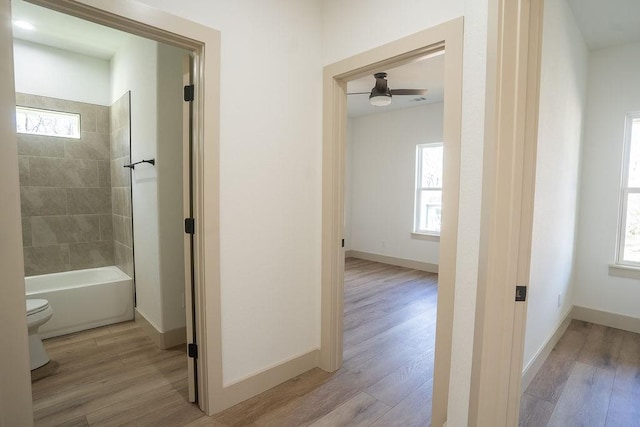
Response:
[623,193,640,263]
[420,145,443,188]
[627,119,640,187]
[415,143,443,235]
[15,106,81,139]
[618,114,640,265]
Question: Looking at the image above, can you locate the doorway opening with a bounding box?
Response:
[321,18,463,426]
[6,0,222,418]
[340,52,445,424]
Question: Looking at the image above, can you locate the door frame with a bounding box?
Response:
[468,0,544,425]
[320,18,463,426]
[10,0,223,415]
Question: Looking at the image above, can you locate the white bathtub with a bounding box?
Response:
[25,266,134,339]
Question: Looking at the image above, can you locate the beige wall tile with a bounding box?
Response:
[76,103,97,133]
[17,93,120,276]
[97,106,110,134]
[22,217,31,248]
[99,215,113,241]
[114,241,134,278]
[29,158,98,188]
[69,241,114,270]
[17,134,65,158]
[67,188,111,215]
[111,157,131,187]
[23,244,71,276]
[20,187,67,216]
[31,215,100,246]
[98,160,111,188]
[112,215,133,248]
[18,156,29,186]
[64,132,110,160]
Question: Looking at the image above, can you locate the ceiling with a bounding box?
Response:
[10,0,640,116]
[11,0,131,60]
[566,0,640,50]
[346,52,445,118]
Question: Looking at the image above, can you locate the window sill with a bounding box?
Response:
[411,232,440,242]
[608,263,640,280]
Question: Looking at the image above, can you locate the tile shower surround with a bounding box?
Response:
[110,93,134,278]
[17,93,133,277]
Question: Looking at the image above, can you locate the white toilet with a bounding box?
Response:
[26,299,53,370]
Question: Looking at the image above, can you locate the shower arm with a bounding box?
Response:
[123,159,155,169]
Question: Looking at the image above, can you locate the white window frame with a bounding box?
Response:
[414,142,443,236]
[15,106,81,139]
[616,111,640,266]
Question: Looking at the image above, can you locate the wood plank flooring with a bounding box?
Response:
[35,261,640,426]
[31,321,203,427]
[31,258,438,426]
[207,258,438,426]
[520,320,640,426]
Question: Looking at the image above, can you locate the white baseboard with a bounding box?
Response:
[572,305,640,334]
[521,305,640,392]
[134,308,187,349]
[521,309,572,392]
[221,349,319,409]
[346,250,438,273]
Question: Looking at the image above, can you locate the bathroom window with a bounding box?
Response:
[15,106,80,139]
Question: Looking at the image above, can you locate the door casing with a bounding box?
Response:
[8,0,223,415]
[468,0,545,425]
[320,18,464,427]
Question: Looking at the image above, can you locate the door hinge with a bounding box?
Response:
[515,285,527,302]
[188,343,198,359]
[184,84,195,102]
[184,217,195,235]
[342,239,345,248]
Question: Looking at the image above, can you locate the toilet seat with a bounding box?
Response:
[27,299,50,316]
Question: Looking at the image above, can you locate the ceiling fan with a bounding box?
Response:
[348,72,428,107]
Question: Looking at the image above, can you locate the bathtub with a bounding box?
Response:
[25,266,134,339]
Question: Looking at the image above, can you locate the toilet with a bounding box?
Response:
[26,299,53,370]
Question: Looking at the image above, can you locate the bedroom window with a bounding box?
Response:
[617,112,640,265]
[15,106,80,139]
[414,142,443,235]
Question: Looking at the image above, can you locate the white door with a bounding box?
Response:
[183,54,198,403]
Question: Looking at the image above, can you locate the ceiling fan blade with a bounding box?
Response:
[389,89,428,96]
[347,92,372,95]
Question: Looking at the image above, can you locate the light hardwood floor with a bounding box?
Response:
[206,258,439,427]
[31,321,203,427]
[519,320,640,427]
[32,258,438,426]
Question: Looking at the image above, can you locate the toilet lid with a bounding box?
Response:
[26,299,49,315]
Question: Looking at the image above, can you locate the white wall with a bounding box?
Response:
[347,103,443,265]
[345,120,353,249]
[13,39,110,106]
[323,1,487,424]
[111,37,163,331]
[133,0,323,385]
[573,41,640,318]
[523,0,588,370]
[111,36,187,334]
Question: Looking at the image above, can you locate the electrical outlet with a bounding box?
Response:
[557,293,561,308]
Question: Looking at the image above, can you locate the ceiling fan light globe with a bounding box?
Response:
[369,94,392,106]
